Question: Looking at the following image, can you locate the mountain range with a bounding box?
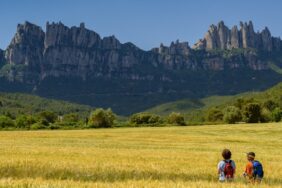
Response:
[0,21,282,115]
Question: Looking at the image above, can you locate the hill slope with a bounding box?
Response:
[146,82,282,121]
[0,92,92,117]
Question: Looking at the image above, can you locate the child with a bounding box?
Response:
[218,149,236,182]
[243,152,264,184]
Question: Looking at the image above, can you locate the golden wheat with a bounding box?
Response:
[0,123,281,187]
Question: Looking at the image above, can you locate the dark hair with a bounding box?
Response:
[222,149,232,160]
[247,152,255,158]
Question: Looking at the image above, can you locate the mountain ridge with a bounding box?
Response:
[0,21,282,115]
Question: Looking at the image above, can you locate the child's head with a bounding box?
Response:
[222,149,232,160]
[247,152,255,161]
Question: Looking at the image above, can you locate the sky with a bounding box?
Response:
[0,0,282,50]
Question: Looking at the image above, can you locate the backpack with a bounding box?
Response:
[252,160,264,178]
[224,160,234,178]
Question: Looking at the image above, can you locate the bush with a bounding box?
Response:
[0,115,14,128]
[62,113,80,126]
[167,112,186,126]
[63,113,79,122]
[30,123,46,130]
[206,108,223,122]
[223,106,242,124]
[243,103,261,123]
[263,100,279,111]
[15,115,36,129]
[260,108,272,123]
[130,113,162,126]
[88,108,116,128]
[271,107,282,122]
[49,124,60,130]
[37,111,57,126]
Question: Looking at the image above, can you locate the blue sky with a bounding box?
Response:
[0,0,281,50]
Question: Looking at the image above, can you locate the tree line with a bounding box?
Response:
[0,98,281,130]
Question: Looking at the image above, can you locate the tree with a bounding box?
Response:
[88,108,116,128]
[0,115,15,128]
[234,98,255,110]
[16,115,36,129]
[167,112,186,126]
[129,113,162,126]
[37,111,57,126]
[260,108,272,123]
[206,108,223,122]
[271,107,282,122]
[263,100,279,111]
[223,106,242,124]
[243,103,261,123]
[62,113,80,126]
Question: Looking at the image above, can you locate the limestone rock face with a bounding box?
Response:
[2,21,281,83]
[230,26,240,48]
[5,22,44,67]
[4,22,44,82]
[0,49,4,64]
[42,23,142,79]
[152,40,194,70]
[45,22,101,48]
[193,21,282,51]
[260,27,273,51]
[217,21,231,49]
[205,25,218,50]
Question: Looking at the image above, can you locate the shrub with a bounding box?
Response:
[260,108,272,123]
[0,115,14,128]
[167,112,186,126]
[234,98,255,110]
[88,108,116,128]
[49,124,60,130]
[15,115,36,129]
[62,113,80,126]
[263,100,279,111]
[271,107,282,122]
[243,103,261,123]
[37,111,57,126]
[30,123,46,130]
[63,113,79,122]
[223,106,242,124]
[130,113,162,126]
[206,108,223,122]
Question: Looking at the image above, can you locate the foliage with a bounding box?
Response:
[263,99,279,111]
[129,113,162,126]
[223,106,242,124]
[206,108,223,122]
[15,115,36,129]
[88,108,116,128]
[30,122,46,130]
[167,112,186,126]
[0,92,92,118]
[243,103,261,123]
[0,115,14,128]
[271,107,282,122]
[37,111,57,126]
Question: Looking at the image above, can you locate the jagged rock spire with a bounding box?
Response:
[193,21,280,51]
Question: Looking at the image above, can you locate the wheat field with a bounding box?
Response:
[0,123,282,187]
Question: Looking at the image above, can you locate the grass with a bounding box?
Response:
[268,62,282,75]
[0,92,92,118]
[0,123,282,187]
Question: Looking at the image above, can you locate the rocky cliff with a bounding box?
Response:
[193,21,282,51]
[1,21,282,114]
[3,21,280,83]
[0,49,4,64]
